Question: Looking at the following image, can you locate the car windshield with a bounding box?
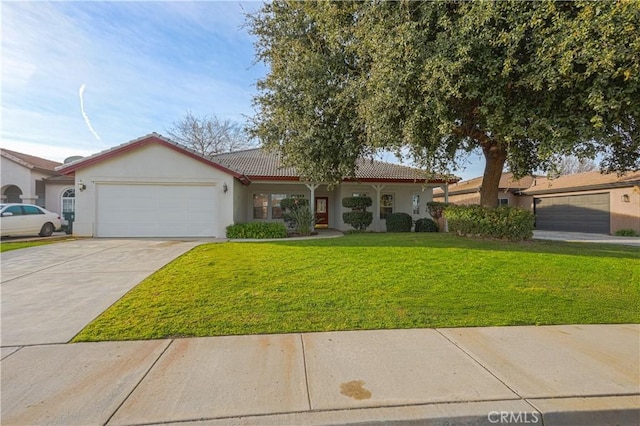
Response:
[0,204,6,209]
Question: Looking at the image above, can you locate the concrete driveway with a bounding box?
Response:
[1,239,202,346]
[533,230,640,247]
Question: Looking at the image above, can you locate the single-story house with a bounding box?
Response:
[435,171,640,234]
[433,172,537,208]
[1,148,75,216]
[57,133,458,238]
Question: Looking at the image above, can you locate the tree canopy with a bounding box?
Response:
[248,0,639,207]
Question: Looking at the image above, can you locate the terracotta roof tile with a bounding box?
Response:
[212,148,456,183]
[1,148,62,172]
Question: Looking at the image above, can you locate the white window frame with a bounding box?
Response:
[380,193,394,219]
[61,188,75,213]
[412,194,420,215]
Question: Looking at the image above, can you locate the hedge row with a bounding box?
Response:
[445,205,534,241]
[226,222,288,239]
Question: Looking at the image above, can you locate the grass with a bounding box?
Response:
[0,240,58,252]
[73,233,640,342]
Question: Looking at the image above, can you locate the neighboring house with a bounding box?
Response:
[521,171,640,235]
[57,133,458,238]
[434,171,640,235]
[1,148,75,217]
[433,172,537,208]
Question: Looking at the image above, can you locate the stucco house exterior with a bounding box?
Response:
[1,148,75,216]
[434,171,640,235]
[57,133,457,238]
[521,171,640,235]
[433,173,537,208]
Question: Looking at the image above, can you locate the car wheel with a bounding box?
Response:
[39,222,54,237]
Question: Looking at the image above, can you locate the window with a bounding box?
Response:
[4,205,23,216]
[23,205,44,215]
[291,194,305,199]
[499,198,509,206]
[253,194,268,219]
[380,193,394,219]
[271,194,287,219]
[62,188,75,213]
[352,193,368,198]
[412,194,420,215]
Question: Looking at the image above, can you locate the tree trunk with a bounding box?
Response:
[480,143,508,208]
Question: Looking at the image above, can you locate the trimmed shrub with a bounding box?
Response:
[614,229,639,237]
[445,205,534,241]
[226,222,287,239]
[342,196,373,210]
[415,218,439,232]
[342,211,373,230]
[386,212,413,232]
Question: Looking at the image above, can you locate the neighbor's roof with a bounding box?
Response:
[1,148,62,173]
[433,172,537,197]
[213,148,457,183]
[521,170,640,195]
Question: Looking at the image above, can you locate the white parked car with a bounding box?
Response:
[0,203,62,237]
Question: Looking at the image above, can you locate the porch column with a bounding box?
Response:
[305,183,320,232]
[442,183,449,232]
[371,184,385,232]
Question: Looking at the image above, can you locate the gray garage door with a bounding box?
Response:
[534,193,610,234]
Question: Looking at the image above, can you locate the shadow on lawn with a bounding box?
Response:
[260,233,640,260]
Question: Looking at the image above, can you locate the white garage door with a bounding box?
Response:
[96,183,217,237]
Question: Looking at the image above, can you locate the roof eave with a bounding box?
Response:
[521,181,640,195]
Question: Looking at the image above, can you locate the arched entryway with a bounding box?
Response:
[2,185,23,203]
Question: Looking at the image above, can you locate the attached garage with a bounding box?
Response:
[534,193,610,234]
[96,183,217,237]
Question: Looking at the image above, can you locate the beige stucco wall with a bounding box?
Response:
[72,143,234,237]
[239,181,435,232]
[44,182,74,216]
[0,157,48,204]
[531,187,640,234]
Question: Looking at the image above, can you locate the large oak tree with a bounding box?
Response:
[248,1,639,207]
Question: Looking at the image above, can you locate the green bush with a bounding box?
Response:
[614,229,639,237]
[226,222,288,239]
[342,196,373,210]
[342,211,373,231]
[426,201,451,221]
[415,218,439,232]
[281,198,310,229]
[445,205,534,241]
[386,212,413,232]
[288,205,316,235]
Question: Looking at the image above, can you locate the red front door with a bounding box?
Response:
[315,197,329,228]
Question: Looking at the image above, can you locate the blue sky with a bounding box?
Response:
[1,1,485,180]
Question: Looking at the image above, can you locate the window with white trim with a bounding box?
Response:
[412,194,420,215]
[380,193,394,219]
[271,194,287,219]
[253,194,268,219]
[62,188,75,213]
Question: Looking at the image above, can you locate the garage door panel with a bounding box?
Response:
[96,183,217,237]
[535,193,610,234]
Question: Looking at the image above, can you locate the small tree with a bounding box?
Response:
[281,198,314,235]
[342,196,373,231]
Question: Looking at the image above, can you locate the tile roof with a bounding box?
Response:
[57,133,457,184]
[212,148,457,183]
[522,170,640,195]
[1,148,62,172]
[433,173,537,196]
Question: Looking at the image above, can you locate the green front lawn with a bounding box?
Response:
[74,233,640,342]
[0,240,57,252]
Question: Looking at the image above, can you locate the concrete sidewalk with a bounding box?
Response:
[533,230,640,247]
[2,324,638,425]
